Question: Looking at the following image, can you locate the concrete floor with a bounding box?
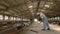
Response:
[1,22,60,34]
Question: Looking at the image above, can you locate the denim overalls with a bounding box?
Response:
[43,16,50,29]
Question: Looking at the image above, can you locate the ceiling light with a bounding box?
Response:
[45,5,50,8]
[28,5,32,8]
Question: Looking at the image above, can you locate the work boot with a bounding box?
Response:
[47,28,50,30]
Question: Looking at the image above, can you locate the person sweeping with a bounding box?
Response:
[37,12,50,31]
